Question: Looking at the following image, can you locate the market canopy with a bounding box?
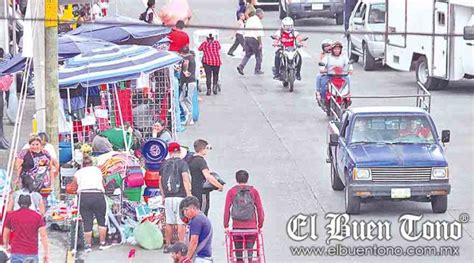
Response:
[59,45,181,88]
[67,15,171,46]
[0,35,118,75]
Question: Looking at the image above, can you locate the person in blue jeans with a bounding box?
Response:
[318,41,353,102]
[181,196,213,262]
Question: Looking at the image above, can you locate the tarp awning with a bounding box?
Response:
[59,45,181,88]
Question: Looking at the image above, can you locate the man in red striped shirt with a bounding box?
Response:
[224,170,264,263]
[198,34,222,96]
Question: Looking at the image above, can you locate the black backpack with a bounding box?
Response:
[160,158,182,195]
[139,8,149,22]
[231,186,255,221]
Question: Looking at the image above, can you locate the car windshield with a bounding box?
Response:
[368,3,385,24]
[350,115,436,144]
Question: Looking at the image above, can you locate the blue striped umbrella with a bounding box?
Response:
[59,45,182,88]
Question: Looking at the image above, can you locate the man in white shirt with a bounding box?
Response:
[237,8,265,75]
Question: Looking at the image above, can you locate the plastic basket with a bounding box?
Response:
[124,187,143,202]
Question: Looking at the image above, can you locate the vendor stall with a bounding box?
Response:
[57,45,182,163]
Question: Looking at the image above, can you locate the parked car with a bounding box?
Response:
[279,0,344,24]
[348,0,386,71]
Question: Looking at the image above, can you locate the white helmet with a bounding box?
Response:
[321,39,333,51]
[281,17,294,32]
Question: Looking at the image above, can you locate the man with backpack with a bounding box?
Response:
[159,142,192,253]
[224,170,264,263]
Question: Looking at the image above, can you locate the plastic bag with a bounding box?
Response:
[159,0,192,26]
[133,221,163,250]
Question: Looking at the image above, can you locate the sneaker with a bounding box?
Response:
[99,243,111,250]
[273,74,281,80]
[227,53,235,57]
[84,245,92,253]
[163,245,171,254]
[237,66,244,75]
[296,73,302,81]
[254,70,264,75]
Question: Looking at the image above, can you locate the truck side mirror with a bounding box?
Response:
[463,26,474,40]
[441,130,450,143]
[353,17,364,25]
[329,134,339,146]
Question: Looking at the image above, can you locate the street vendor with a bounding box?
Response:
[15,134,57,192]
[151,120,172,144]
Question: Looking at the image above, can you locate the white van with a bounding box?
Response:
[385,0,474,90]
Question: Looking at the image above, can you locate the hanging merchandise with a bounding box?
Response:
[81,108,97,126]
[113,85,133,127]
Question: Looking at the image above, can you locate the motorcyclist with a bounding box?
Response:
[272,17,304,81]
[315,39,333,102]
[318,41,353,100]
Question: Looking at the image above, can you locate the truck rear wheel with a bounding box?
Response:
[330,162,344,191]
[345,185,361,214]
[431,195,448,213]
[415,56,443,90]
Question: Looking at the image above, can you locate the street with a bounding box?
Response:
[2,0,473,262]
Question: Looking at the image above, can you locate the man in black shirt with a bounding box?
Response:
[188,139,224,216]
[159,142,191,253]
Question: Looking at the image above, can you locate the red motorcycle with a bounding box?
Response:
[318,65,352,117]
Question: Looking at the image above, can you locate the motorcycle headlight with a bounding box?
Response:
[431,167,449,179]
[353,168,372,180]
[286,51,296,60]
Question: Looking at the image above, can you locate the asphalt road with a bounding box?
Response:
[2,0,472,262]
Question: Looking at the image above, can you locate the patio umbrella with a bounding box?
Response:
[67,15,171,47]
[59,45,181,88]
[0,35,118,75]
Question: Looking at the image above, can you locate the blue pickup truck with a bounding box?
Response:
[327,106,451,214]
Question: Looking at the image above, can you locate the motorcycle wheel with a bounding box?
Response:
[289,69,295,92]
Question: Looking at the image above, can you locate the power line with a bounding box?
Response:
[1,16,466,37]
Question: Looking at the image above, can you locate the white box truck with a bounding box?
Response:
[384,0,474,90]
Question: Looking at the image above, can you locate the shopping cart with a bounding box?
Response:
[225,229,266,263]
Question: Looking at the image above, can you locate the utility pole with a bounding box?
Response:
[45,0,60,198]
